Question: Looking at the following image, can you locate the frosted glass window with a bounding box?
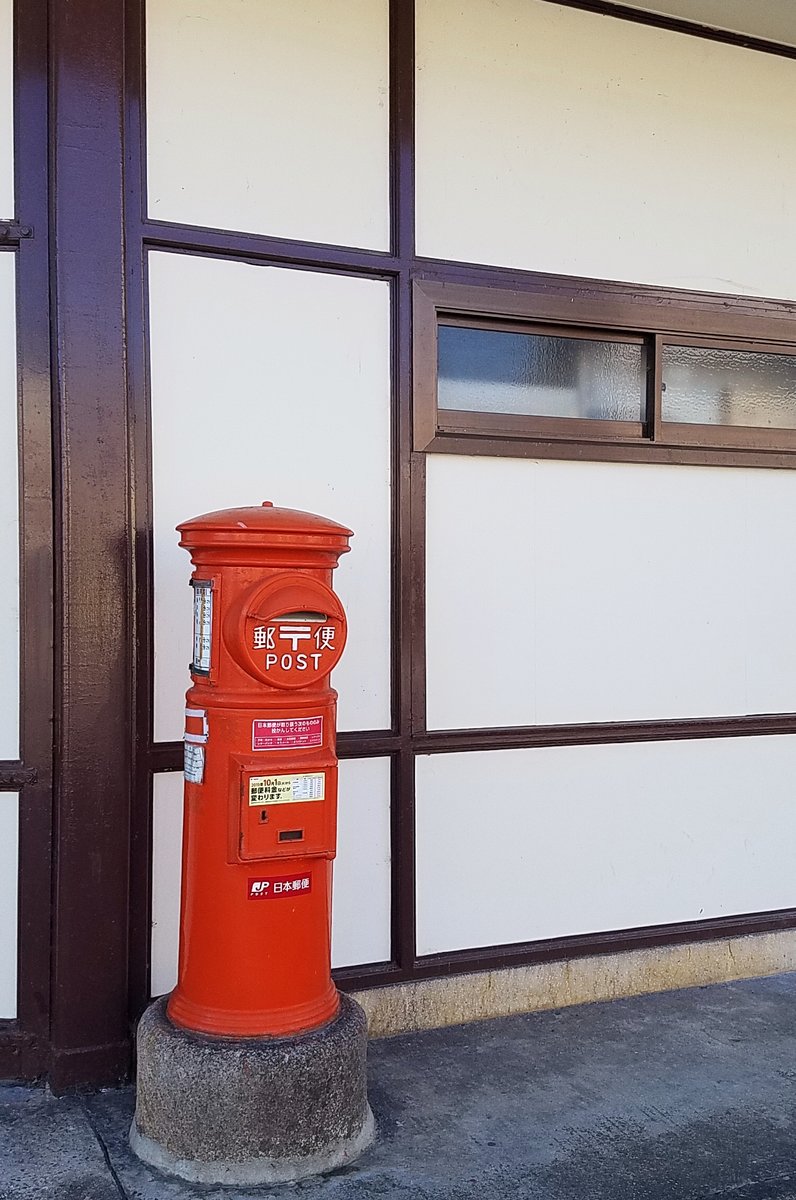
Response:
[439,325,646,421]
[662,344,796,428]
[146,0,389,249]
[0,253,19,759]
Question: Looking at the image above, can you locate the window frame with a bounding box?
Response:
[660,333,796,450]
[436,315,649,444]
[413,279,796,466]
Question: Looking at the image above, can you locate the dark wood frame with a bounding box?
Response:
[6,0,796,1087]
[47,0,132,1091]
[415,279,796,460]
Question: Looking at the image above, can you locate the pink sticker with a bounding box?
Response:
[252,716,323,751]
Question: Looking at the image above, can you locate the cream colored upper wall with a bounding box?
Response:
[0,0,12,218]
[416,0,796,298]
[146,0,390,249]
[148,252,392,740]
[426,455,796,730]
[616,0,796,47]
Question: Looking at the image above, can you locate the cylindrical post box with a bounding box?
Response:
[170,500,353,1037]
[131,502,374,1187]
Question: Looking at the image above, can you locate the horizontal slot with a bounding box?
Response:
[278,829,304,843]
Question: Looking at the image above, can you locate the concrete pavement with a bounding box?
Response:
[4,972,796,1198]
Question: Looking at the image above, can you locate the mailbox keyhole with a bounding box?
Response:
[259,811,268,823]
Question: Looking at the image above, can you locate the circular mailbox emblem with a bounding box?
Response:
[229,575,347,689]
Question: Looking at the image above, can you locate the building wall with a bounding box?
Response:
[145,1,394,985]
[416,737,796,955]
[416,0,796,297]
[426,456,796,729]
[146,0,389,249]
[141,0,796,996]
[4,0,796,1084]
[148,253,392,743]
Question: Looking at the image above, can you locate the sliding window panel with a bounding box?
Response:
[331,757,392,969]
[146,0,389,250]
[661,345,796,429]
[416,739,796,956]
[426,455,796,729]
[0,253,19,759]
[416,0,796,299]
[438,325,647,422]
[0,793,18,1017]
[152,758,391,996]
[150,252,392,741]
[0,0,11,218]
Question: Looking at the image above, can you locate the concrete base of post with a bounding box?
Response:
[129,993,374,1186]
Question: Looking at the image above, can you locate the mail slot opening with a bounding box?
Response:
[276,610,328,623]
[279,829,304,843]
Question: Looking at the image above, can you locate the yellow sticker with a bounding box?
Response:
[248,772,325,806]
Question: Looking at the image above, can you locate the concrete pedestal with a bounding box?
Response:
[130,993,374,1186]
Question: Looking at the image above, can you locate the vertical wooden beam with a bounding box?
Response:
[390,0,420,973]
[49,0,132,1090]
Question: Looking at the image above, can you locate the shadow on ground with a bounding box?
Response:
[4,974,796,1198]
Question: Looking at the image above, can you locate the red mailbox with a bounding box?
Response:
[168,501,352,1039]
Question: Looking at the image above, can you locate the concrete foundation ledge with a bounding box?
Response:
[130,992,374,1186]
[352,928,796,1038]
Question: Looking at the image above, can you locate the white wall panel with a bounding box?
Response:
[0,253,19,759]
[427,455,796,730]
[0,793,18,1018]
[0,0,12,218]
[332,757,391,969]
[151,759,391,996]
[151,773,183,998]
[416,739,796,955]
[416,0,796,298]
[147,0,389,250]
[150,252,391,741]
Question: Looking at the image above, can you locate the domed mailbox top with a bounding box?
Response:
[177,502,353,567]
